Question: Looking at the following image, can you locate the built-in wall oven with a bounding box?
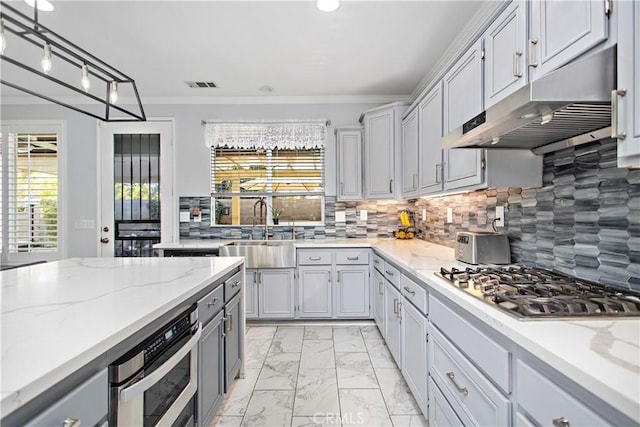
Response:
[109,305,201,427]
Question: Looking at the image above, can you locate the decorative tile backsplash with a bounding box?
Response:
[414,138,639,291]
[179,196,413,240]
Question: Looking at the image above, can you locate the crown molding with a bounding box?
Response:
[0,94,411,106]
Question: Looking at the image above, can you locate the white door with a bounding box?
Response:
[99,120,173,257]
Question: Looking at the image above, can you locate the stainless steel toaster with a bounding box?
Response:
[455,231,511,265]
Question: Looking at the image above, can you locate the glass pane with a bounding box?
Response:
[213,196,268,226]
[273,195,323,222]
[271,148,324,193]
[213,148,268,193]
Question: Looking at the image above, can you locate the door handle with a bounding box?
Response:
[528,38,538,67]
[611,89,627,140]
[513,50,523,77]
[226,314,233,332]
[231,280,240,288]
[446,372,469,396]
[403,286,416,296]
[207,297,220,308]
[552,417,570,427]
[100,237,109,244]
[393,298,398,314]
[435,163,442,183]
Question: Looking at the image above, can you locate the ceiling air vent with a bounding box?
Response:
[185,81,218,88]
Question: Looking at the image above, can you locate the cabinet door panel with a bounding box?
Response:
[373,269,386,338]
[336,266,370,318]
[259,269,295,318]
[225,294,242,388]
[401,108,419,197]
[418,84,444,194]
[365,110,395,198]
[298,267,332,318]
[429,378,464,427]
[530,0,608,80]
[444,149,483,190]
[199,312,224,427]
[337,129,363,200]
[401,301,428,415]
[484,0,527,108]
[245,269,259,319]
[384,281,402,367]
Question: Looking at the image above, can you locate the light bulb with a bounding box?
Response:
[24,0,55,12]
[80,64,90,92]
[109,81,118,104]
[317,0,339,12]
[41,44,52,74]
[0,19,6,55]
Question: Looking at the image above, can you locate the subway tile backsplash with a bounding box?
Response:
[414,139,639,291]
[179,139,638,291]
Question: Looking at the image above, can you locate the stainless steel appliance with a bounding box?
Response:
[109,306,201,426]
[436,266,640,319]
[442,46,615,153]
[455,231,511,265]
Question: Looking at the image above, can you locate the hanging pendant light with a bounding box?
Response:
[109,81,118,104]
[41,43,52,74]
[80,64,90,92]
[0,19,6,55]
[24,0,55,12]
[317,0,339,12]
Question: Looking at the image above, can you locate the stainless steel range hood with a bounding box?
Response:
[441,46,615,152]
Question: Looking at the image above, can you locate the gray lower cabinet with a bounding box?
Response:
[401,298,428,416]
[384,280,402,368]
[335,265,370,318]
[258,269,295,318]
[224,293,242,387]
[428,377,464,427]
[23,370,108,427]
[198,310,224,427]
[298,266,332,318]
[245,269,259,319]
[372,268,386,338]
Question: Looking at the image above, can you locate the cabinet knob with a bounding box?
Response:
[552,417,570,427]
[63,418,81,427]
[100,237,109,244]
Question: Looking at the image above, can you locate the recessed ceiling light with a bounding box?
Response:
[317,0,340,12]
[259,85,274,93]
[24,0,54,12]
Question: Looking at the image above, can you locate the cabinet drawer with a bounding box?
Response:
[430,327,511,427]
[400,274,427,315]
[24,370,108,427]
[373,253,384,272]
[430,295,511,393]
[224,271,242,301]
[429,377,464,427]
[298,250,332,265]
[335,250,369,265]
[383,262,400,289]
[198,284,224,325]
[517,360,608,427]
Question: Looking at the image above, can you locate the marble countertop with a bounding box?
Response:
[0,256,244,418]
[162,237,640,420]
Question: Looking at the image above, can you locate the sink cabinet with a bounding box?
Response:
[298,266,333,318]
[245,269,259,319]
[257,269,295,319]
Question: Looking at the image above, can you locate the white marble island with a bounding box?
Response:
[0,256,244,422]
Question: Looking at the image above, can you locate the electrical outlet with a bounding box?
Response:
[495,206,505,228]
[360,210,368,221]
[446,207,453,223]
[422,208,427,221]
[335,211,346,223]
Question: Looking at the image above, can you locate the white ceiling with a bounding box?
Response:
[1,0,486,104]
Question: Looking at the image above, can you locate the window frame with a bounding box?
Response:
[1,120,66,264]
[210,146,325,227]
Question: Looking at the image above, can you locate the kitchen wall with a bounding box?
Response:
[180,196,412,240]
[0,102,381,256]
[414,138,639,291]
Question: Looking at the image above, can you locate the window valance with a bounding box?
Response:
[204,119,329,149]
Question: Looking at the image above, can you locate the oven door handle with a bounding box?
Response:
[120,324,202,403]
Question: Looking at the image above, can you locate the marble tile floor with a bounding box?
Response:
[211,323,427,427]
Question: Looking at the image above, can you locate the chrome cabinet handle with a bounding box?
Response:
[340,182,344,196]
[347,256,359,260]
[328,271,332,283]
[435,163,442,183]
[389,179,393,193]
[393,298,399,314]
[397,301,402,318]
[385,270,394,276]
[403,286,415,296]
[63,418,81,427]
[337,271,341,283]
[446,372,468,396]
[513,50,523,77]
[374,259,380,264]
[258,272,262,284]
[378,281,383,294]
[231,280,240,288]
[309,256,322,261]
[226,314,233,332]
[207,297,220,307]
[552,417,570,427]
[528,38,538,67]
[612,89,627,140]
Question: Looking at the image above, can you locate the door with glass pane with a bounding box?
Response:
[1,122,64,265]
[99,121,173,257]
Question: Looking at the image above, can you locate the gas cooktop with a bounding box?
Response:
[436,266,640,319]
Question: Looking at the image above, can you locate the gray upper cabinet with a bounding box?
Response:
[528,0,608,81]
[483,0,528,108]
[401,108,419,198]
[418,83,444,195]
[362,102,409,199]
[615,0,640,168]
[442,39,485,191]
[336,128,364,201]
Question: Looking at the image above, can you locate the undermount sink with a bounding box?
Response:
[219,240,297,268]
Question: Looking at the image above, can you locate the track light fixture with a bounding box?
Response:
[0,1,146,121]
[317,0,340,12]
